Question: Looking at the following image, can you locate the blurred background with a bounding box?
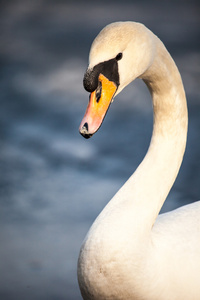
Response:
[0,0,200,299]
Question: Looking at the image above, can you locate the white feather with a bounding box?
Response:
[78,22,200,300]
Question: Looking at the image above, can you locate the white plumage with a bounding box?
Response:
[78,22,200,300]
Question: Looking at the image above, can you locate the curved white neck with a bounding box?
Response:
[141,40,188,226]
[94,37,188,238]
[78,26,190,300]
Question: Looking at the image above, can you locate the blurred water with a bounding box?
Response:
[0,1,200,299]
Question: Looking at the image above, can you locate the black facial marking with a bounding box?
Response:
[116,52,123,61]
[83,58,120,93]
[95,81,102,103]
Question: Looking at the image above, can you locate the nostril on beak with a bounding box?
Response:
[79,122,93,139]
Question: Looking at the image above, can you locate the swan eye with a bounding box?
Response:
[116,52,123,61]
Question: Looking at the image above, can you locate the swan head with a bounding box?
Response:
[79,21,155,139]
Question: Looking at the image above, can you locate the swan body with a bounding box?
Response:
[78,22,200,300]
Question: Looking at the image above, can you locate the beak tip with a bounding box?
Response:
[79,122,93,139]
[80,133,93,139]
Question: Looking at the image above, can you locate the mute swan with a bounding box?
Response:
[78,22,200,300]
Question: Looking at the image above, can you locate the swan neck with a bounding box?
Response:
[95,38,188,236]
[135,39,188,226]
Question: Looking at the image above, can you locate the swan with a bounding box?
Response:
[78,22,200,300]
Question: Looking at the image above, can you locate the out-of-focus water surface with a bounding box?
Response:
[0,0,200,299]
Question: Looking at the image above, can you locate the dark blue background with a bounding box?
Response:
[0,1,200,299]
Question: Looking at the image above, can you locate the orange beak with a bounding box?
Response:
[79,73,118,138]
